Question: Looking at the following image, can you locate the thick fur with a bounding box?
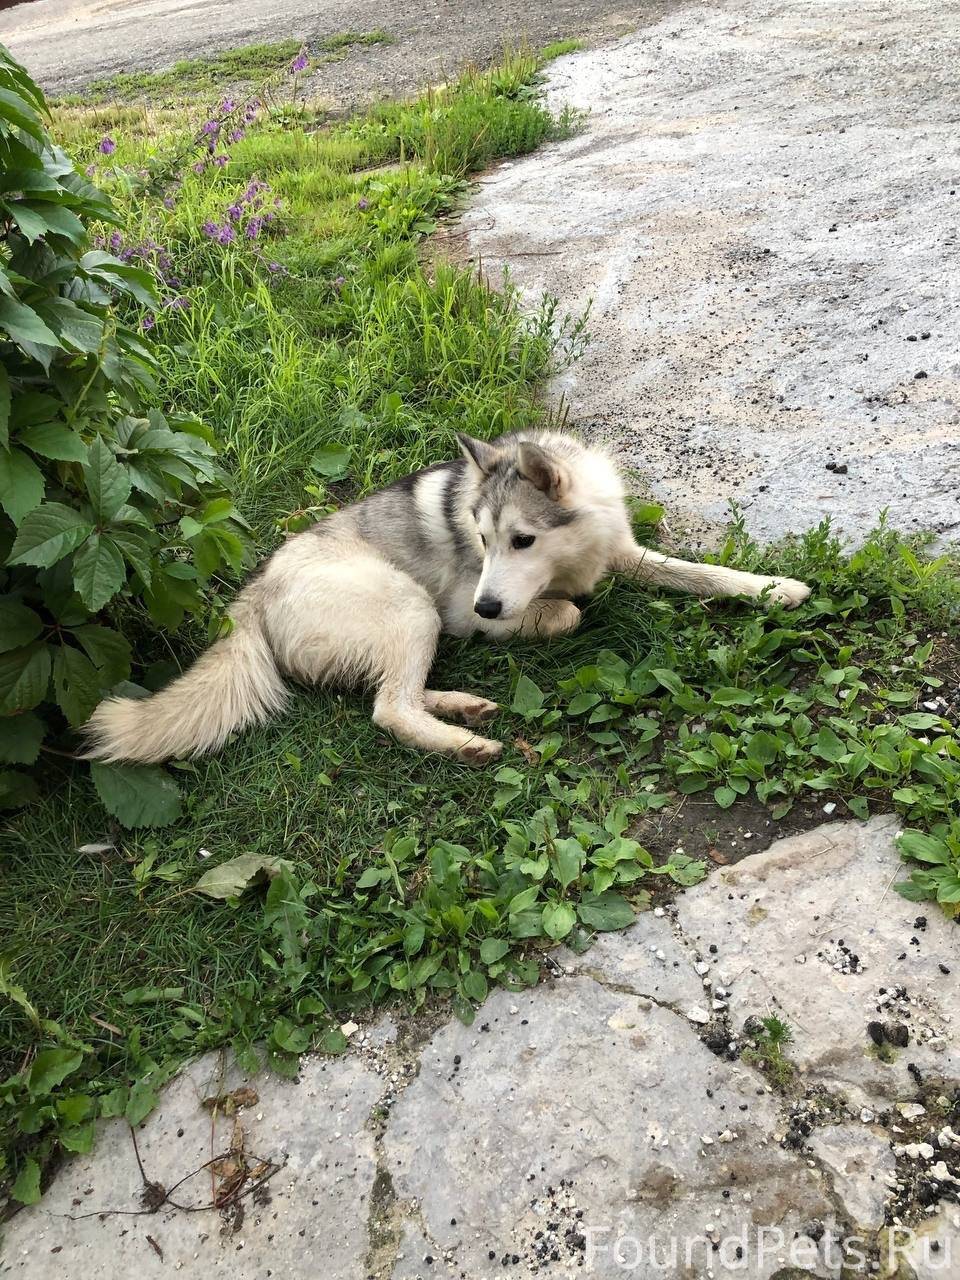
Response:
[83,431,811,766]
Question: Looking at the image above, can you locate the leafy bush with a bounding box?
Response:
[0,46,245,821]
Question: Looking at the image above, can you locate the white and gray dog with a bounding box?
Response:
[84,431,811,766]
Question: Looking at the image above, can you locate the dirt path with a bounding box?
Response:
[463,0,960,547]
[0,0,643,99]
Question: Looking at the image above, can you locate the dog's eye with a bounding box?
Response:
[479,534,487,548]
[512,533,536,550]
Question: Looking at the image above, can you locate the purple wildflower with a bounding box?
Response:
[85,163,96,177]
[98,136,117,155]
[193,161,207,175]
[213,154,230,168]
[333,275,346,290]
[163,196,175,210]
[245,217,263,240]
[202,221,220,238]
[357,197,370,211]
[228,128,244,144]
[167,295,190,310]
[226,202,243,222]
[201,120,220,136]
[142,313,156,331]
[290,48,309,73]
[219,98,235,114]
[217,225,235,245]
[267,261,284,273]
[109,230,123,251]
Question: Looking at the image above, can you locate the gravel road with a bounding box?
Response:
[0,0,645,100]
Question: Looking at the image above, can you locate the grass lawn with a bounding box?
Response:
[1,41,959,1205]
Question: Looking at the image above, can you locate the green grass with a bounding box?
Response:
[81,41,303,102]
[3,45,960,1205]
[76,31,393,104]
[539,39,584,60]
[318,29,394,55]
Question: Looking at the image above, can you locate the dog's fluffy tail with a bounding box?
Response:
[82,604,288,763]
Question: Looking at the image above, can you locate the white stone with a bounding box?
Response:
[464,0,960,547]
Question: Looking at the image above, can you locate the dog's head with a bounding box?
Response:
[457,432,601,620]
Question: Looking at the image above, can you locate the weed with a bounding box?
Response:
[742,1015,796,1088]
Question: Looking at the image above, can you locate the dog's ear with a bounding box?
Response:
[517,441,569,501]
[456,433,501,476]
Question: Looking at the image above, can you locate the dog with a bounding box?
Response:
[83,430,811,766]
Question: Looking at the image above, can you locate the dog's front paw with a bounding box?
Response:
[764,576,812,609]
[536,599,582,636]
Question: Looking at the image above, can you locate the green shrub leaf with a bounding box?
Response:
[0,446,44,524]
[91,761,182,828]
[72,532,126,610]
[83,436,132,520]
[0,365,9,447]
[6,502,94,567]
[17,420,88,461]
[0,599,43,652]
[0,642,52,712]
[0,710,45,763]
[53,644,103,725]
[0,295,59,348]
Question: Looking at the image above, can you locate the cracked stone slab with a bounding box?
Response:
[675,815,960,1108]
[385,978,838,1278]
[807,1124,895,1231]
[1,1051,383,1280]
[898,1205,960,1280]
[558,908,707,1007]
[390,1222,458,1280]
[463,0,960,547]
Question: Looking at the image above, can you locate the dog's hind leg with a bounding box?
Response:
[612,542,811,609]
[267,547,502,765]
[424,690,499,726]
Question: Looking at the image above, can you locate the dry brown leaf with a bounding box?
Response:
[706,847,731,864]
[514,735,539,765]
[202,1085,260,1115]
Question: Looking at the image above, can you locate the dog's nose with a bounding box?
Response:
[474,597,502,619]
